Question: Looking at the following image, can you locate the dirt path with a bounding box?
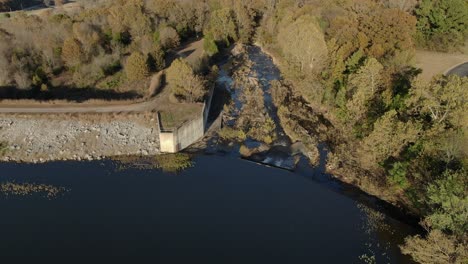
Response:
[0,98,157,113]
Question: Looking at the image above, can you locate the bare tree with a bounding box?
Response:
[13,70,31,90]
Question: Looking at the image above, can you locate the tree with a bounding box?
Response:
[72,22,101,56]
[203,32,218,56]
[406,75,468,127]
[232,1,256,43]
[401,229,467,264]
[61,37,83,67]
[125,52,149,81]
[0,50,11,86]
[139,35,165,71]
[426,169,467,236]
[166,59,206,103]
[207,8,238,45]
[415,0,468,50]
[358,8,416,58]
[107,0,151,39]
[360,110,420,167]
[346,58,384,121]
[159,26,180,50]
[277,14,328,73]
[13,70,31,90]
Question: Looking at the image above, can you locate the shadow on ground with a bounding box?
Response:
[0,85,141,102]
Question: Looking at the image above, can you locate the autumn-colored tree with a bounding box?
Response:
[159,26,180,50]
[358,8,416,58]
[72,22,101,56]
[141,37,165,72]
[232,1,256,43]
[277,14,328,73]
[107,0,151,39]
[125,52,149,81]
[166,59,206,103]
[61,37,83,67]
[401,229,467,264]
[346,58,384,121]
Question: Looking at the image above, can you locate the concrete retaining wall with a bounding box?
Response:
[158,84,216,153]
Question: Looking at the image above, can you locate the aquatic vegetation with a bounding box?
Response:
[0,182,67,199]
[154,153,194,173]
[115,153,194,173]
[357,204,393,263]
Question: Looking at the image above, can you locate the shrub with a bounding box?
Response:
[159,26,180,50]
[203,33,218,56]
[388,161,410,190]
[61,37,83,67]
[218,127,246,142]
[125,52,149,81]
[166,59,206,103]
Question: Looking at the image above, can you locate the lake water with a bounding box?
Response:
[0,155,415,263]
[0,46,416,263]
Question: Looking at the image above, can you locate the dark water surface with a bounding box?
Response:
[0,155,414,263]
[0,46,416,263]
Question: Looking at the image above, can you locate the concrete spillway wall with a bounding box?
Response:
[159,85,215,153]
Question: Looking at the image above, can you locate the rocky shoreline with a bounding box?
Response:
[0,113,160,163]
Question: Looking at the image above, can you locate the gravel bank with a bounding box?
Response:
[0,113,160,163]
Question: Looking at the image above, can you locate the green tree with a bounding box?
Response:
[203,32,218,56]
[360,110,420,167]
[125,52,149,81]
[207,8,238,45]
[406,75,468,127]
[426,169,467,236]
[166,59,206,103]
[388,161,410,190]
[415,0,468,50]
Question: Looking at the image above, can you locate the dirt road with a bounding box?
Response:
[0,98,157,114]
